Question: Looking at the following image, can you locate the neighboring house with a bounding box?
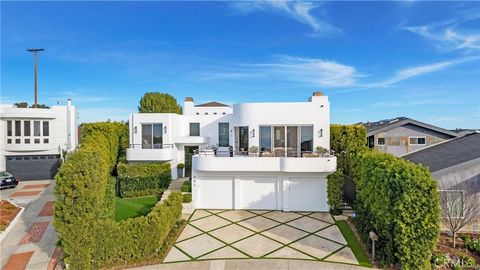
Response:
[364,117,459,156]
[403,132,480,232]
[127,92,336,211]
[0,99,78,180]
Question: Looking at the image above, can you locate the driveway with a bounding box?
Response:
[0,180,61,270]
[165,209,360,266]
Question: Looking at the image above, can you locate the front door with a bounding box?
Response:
[184,146,198,177]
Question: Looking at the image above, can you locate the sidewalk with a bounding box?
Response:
[1,180,61,270]
[160,177,193,219]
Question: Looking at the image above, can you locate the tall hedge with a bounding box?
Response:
[117,162,172,197]
[55,122,182,269]
[354,151,440,269]
[328,124,367,208]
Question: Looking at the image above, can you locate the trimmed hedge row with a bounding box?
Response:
[55,122,126,269]
[354,151,440,269]
[117,162,172,198]
[92,192,182,268]
[54,122,182,270]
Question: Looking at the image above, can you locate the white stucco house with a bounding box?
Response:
[126,92,337,212]
[0,99,78,180]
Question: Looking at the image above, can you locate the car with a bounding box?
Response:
[0,171,19,189]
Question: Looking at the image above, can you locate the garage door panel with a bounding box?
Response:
[6,155,60,181]
[238,177,277,210]
[289,177,327,212]
[197,177,233,209]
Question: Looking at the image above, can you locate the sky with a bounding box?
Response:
[1,1,479,129]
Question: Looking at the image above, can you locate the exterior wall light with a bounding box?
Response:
[164,126,167,134]
[251,129,255,138]
[318,129,323,138]
[134,126,137,134]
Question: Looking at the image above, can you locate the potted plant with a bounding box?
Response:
[316,146,329,157]
[248,146,259,157]
[177,163,185,178]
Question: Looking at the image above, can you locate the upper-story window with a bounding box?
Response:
[409,136,426,145]
[142,123,163,149]
[259,125,313,156]
[377,137,385,145]
[15,121,21,136]
[6,120,50,145]
[260,126,272,152]
[189,123,200,136]
[34,121,41,136]
[218,122,229,147]
[7,121,12,136]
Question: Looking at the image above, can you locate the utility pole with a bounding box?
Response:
[27,48,44,108]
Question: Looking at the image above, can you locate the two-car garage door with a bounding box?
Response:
[6,155,60,181]
[195,176,328,211]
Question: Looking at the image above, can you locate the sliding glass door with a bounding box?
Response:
[142,123,163,149]
[259,125,313,157]
[287,126,299,157]
[273,126,285,157]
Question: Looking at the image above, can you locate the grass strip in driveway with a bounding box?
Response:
[336,220,372,268]
[114,196,159,221]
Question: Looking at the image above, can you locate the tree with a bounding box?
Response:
[440,180,480,248]
[138,92,182,114]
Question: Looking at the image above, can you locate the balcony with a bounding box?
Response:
[192,149,337,173]
[126,144,174,162]
[173,136,207,145]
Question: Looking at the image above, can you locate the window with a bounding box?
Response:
[24,121,31,136]
[205,112,208,115]
[377,137,385,145]
[141,123,163,149]
[35,138,40,144]
[409,136,426,145]
[34,121,40,136]
[260,126,272,152]
[43,121,49,136]
[25,139,30,144]
[274,126,286,149]
[218,122,229,147]
[287,126,298,157]
[214,112,217,115]
[440,190,464,218]
[222,112,226,115]
[15,139,21,144]
[7,139,12,144]
[15,121,21,136]
[300,126,313,152]
[44,138,49,144]
[196,113,199,115]
[189,123,200,136]
[7,121,12,136]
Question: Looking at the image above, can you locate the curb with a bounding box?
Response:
[0,201,25,243]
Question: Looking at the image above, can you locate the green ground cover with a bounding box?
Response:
[336,220,372,268]
[114,196,159,221]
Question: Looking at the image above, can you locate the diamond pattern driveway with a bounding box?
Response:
[164,210,359,266]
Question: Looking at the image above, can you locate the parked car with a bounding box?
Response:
[0,171,19,189]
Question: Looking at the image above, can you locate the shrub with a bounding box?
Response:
[464,236,480,254]
[354,151,440,269]
[183,193,192,203]
[327,170,343,214]
[330,124,367,178]
[181,180,192,192]
[177,163,185,169]
[92,192,183,268]
[117,162,171,198]
[431,253,448,267]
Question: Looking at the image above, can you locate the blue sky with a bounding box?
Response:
[1,1,479,129]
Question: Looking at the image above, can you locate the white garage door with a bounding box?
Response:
[197,177,233,209]
[238,177,277,210]
[289,177,328,212]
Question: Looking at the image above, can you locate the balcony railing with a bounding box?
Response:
[128,143,174,149]
[194,147,334,158]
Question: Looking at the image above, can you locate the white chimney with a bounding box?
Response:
[184,97,194,115]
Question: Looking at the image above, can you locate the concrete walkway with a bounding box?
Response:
[161,177,193,219]
[132,259,371,270]
[1,180,61,270]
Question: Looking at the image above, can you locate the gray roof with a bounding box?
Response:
[403,132,480,172]
[195,101,230,107]
[363,117,458,137]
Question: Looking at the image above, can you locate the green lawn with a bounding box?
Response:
[114,196,159,222]
[336,220,373,268]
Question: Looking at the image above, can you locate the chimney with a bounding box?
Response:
[184,97,194,115]
[313,91,323,96]
[67,98,72,106]
[308,91,327,103]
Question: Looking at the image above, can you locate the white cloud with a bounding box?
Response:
[403,18,480,52]
[371,56,479,87]
[229,1,340,36]
[251,55,360,87]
